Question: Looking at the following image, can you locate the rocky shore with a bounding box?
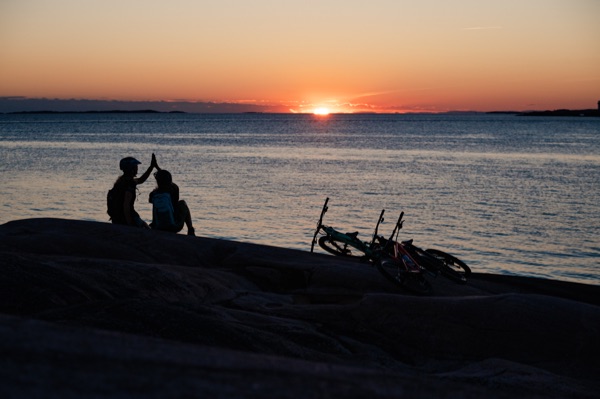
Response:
[1,218,598,398]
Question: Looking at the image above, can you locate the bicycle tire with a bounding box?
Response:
[318,236,364,258]
[425,249,471,283]
[376,259,432,295]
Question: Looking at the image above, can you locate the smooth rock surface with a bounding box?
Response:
[1,218,598,398]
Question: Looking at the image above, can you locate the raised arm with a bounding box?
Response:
[135,153,159,184]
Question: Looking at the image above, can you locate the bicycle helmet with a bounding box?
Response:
[119,157,141,171]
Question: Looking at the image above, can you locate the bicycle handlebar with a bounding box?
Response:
[380,211,403,253]
[311,197,330,252]
[370,209,385,246]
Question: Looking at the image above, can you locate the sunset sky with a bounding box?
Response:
[1,0,599,113]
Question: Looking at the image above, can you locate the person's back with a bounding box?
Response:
[149,169,195,235]
[107,178,131,225]
[150,189,177,231]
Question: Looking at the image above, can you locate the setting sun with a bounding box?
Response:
[313,107,330,115]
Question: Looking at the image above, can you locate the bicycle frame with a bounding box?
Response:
[384,212,472,282]
[311,197,385,260]
[377,212,433,275]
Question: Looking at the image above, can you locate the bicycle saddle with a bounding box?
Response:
[346,231,359,239]
[401,239,413,245]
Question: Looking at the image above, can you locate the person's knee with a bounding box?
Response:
[178,200,190,215]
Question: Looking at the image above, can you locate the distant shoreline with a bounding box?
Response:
[7,109,186,115]
[517,109,600,117]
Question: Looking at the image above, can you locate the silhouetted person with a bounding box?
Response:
[149,168,196,236]
[109,154,158,227]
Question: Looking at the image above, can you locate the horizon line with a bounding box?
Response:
[1,97,597,115]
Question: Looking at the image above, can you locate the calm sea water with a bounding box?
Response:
[1,113,599,285]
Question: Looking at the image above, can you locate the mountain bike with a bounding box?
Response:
[377,212,471,284]
[310,198,383,259]
[310,198,432,294]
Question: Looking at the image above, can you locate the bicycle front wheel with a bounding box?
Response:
[318,236,363,258]
[425,249,471,283]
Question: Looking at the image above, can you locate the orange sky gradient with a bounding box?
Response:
[1,0,599,113]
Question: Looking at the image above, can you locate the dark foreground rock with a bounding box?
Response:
[1,218,598,398]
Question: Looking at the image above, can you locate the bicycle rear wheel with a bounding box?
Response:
[376,259,432,295]
[318,236,363,258]
[425,249,471,283]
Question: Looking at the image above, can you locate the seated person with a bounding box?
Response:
[109,154,158,228]
[149,169,195,236]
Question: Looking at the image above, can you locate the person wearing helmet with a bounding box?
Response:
[149,168,196,236]
[110,153,158,227]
